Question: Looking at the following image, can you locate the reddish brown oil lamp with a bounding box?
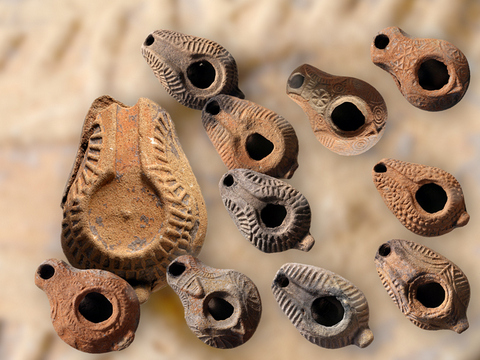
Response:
[202,95,299,179]
[371,26,470,111]
[61,96,207,303]
[35,259,140,353]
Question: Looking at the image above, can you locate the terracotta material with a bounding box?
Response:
[166,255,262,349]
[202,95,299,179]
[371,26,470,111]
[373,158,469,236]
[35,259,140,353]
[219,169,314,253]
[375,239,470,333]
[61,95,207,303]
[286,64,387,155]
[141,29,244,110]
[272,263,373,349]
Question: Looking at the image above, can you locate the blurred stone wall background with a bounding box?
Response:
[1,0,480,359]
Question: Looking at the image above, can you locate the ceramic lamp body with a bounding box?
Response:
[371,26,470,111]
[61,96,207,303]
[35,259,140,353]
[286,64,387,155]
[372,158,469,236]
[202,95,299,179]
[219,169,314,253]
[375,239,470,333]
[141,29,244,109]
[272,263,373,349]
[166,255,262,349]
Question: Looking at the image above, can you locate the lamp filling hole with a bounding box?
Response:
[311,296,345,327]
[415,183,448,213]
[187,60,216,89]
[418,59,449,91]
[78,292,113,323]
[416,282,445,308]
[246,133,274,161]
[331,102,365,132]
[261,204,287,228]
[207,297,234,321]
